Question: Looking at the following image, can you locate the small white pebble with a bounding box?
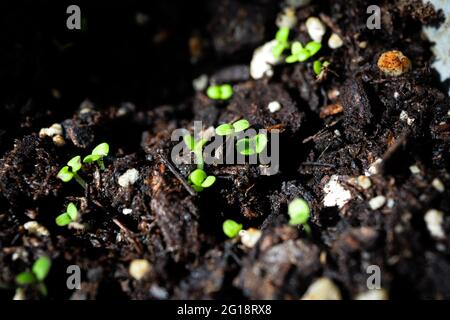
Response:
[192,74,208,92]
[424,209,445,239]
[409,165,420,174]
[13,288,26,301]
[355,289,388,300]
[52,134,66,147]
[328,33,343,49]
[399,110,414,125]
[39,123,63,138]
[276,7,297,29]
[305,17,326,43]
[118,169,139,188]
[122,208,133,215]
[447,110,450,116]
[301,278,342,300]
[250,40,282,79]
[334,129,341,137]
[432,178,445,192]
[387,198,395,208]
[268,101,282,113]
[68,222,85,230]
[23,221,49,237]
[239,228,262,248]
[129,259,152,280]
[394,92,400,99]
[366,158,383,176]
[369,195,386,210]
[357,175,372,190]
[323,175,352,208]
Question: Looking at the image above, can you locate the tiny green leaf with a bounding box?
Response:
[272,43,286,58]
[285,55,298,64]
[201,176,216,188]
[207,85,221,100]
[275,27,290,43]
[15,272,36,285]
[37,282,48,296]
[57,166,73,182]
[291,41,303,55]
[288,198,310,226]
[232,119,250,133]
[66,203,78,220]
[297,48,311,62]
[183,135,196,151]
[92,143,109,157]
[220,84,233,100]
[305,41,321,56]
[223,219,243,238]
[83,154,100,163]
[215,123,234,136]
[189,169,207,187]
[67,156,82,172]
[313,60,323,75]
[254,134,268,154]
[56,213,72,226]
[236,138,255,156]
[32,256,51,281]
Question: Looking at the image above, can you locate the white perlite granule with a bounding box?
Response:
[301,278,342,300]
[267,101,281,113]
[118,169,139,188]
[129,259,152,281]
[250,40,282,79]
[239,228,262,248]
[323,175,352,208]
[422,0,450,96]
[369,195,386,210]
[424,209,445,239]
[305,17,326,43]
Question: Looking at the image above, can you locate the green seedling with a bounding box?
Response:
[236,133,268,156]
[286,41,322,63]
[313,60,330,76]
[184,134,208,170]
[215,119,250,136]
[55,202,78,226]
[272,27,290,58]
[223,219,243,238]
[188,168,216,192]
[207,84,233,100]
[83,142,109,170]
[288,198,311,234]
[16,256,52,296]
[57,156,86,189]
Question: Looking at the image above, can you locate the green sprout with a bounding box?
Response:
[83,142,109,170]
[207,84,233,100]
[286,41,322,64]
[184,134,207,169]
[223,219,243,238]
[215,119,250,136]
[57,156,87,189]
[313,60,330,76]
[236,133,268,156]
[288,198,311,234]
[55,202,78,226]
[16,256,52,296]
[272,27,290,58]
[188,168,216,192]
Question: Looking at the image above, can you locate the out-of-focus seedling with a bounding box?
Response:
[55,202,78,226]
[57,156,86,189]
[286,41,321,63]
[83,142,109,170]
[15,256,52,296]
[207,84,233,100]
[313,59,330,76]
[272,27,290,58]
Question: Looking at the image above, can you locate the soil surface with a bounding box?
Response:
[1,0,450,300]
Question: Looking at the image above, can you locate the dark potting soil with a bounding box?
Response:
[1,0,450,300]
